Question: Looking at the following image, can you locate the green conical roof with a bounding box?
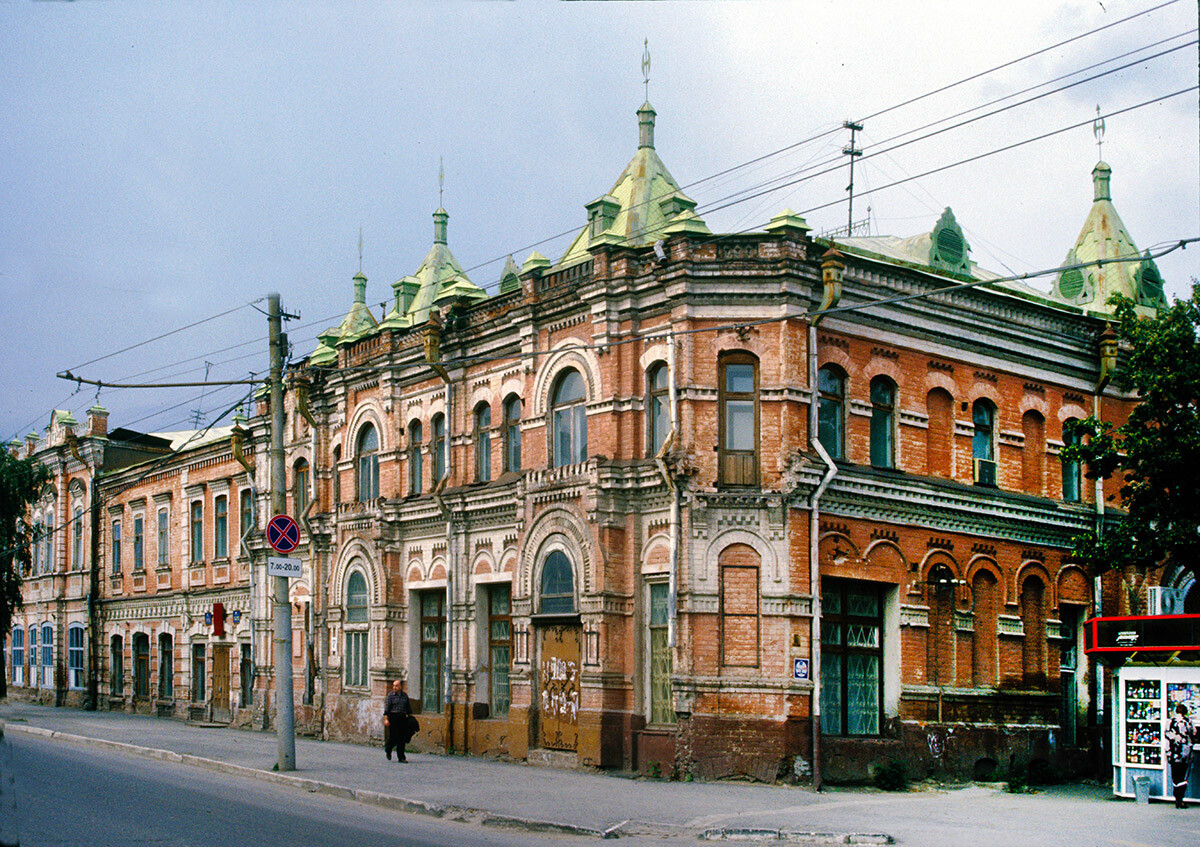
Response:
[384,206,485,327]
[559,100,708,266]
[1052,161,1166,314]
[334,272,380,346]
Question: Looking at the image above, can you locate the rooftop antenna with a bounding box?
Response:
[642,38,651,100]
[843,120,864,233]
[358,226,363,274]
[1093,104,1106,160]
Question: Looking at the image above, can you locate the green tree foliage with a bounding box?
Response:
[1064,283,1200,583]
[1,448,49,698]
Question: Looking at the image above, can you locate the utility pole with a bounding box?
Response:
[268,292,295,771]
[842,120,863,233]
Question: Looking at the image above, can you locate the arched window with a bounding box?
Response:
[110,634,123,696]
[293,459,310,515]
[432,414,446,483]
[817,365,846,461]
[719,353,759,487]
[475,403,492,483]
[926,388,953,477]
[503,396,522,473]
[344,569,369,688]
[1020,575,1046,688]
[1062,419,1082,502]
[408,421,423,495]
[72,507,83,570]
[1021,411,1045,495]
[158,633,174,699]
[11,627,23,686]
[539,550,576,614]
[648,362,670,457]
[551,370,588,467]
[869,376,896,468]
[356,424,379,502]
[972,400,996,486]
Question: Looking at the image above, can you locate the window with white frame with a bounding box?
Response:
[648,363,670,457]
[40,622,53,688]
[133,514,144,571]
[11,627,23,686]
[68,624,85,689]
[356,425,379,502]
[28,626,38,685]
[344,570,369,687]
[157,507,169,567]
[190,501,203,563]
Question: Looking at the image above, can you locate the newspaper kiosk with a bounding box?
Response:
[1085,614,1200,802]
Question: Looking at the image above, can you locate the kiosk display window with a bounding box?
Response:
[1123,678,1161,765]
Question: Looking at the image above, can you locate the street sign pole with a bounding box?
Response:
[268,293,295,772]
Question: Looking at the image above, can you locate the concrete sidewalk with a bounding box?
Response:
[3,701,1197,846]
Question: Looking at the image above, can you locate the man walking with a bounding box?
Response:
[383,679,413,762]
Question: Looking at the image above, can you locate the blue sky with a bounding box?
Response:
[2,0,1196,441]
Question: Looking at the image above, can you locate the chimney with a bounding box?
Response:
[87,405,109,437]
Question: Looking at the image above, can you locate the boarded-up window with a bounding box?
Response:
[720,545,760,667]
[926,389,953,478]
[971,570,998,688]
[1021,411,1045,495]
[1021,575,1046,688]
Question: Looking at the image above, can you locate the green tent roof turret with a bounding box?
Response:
[390,205,486,327]
[498,255,521,294]
[333,271,380,347]
[559,99,708,266]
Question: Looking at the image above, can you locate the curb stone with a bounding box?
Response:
[700,829,894,845]
[5,723,608,839]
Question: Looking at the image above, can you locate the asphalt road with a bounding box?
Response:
[5,733,593,847]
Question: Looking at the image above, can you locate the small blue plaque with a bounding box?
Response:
[793,658,810,680]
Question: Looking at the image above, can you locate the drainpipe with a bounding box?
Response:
[425,314,456,753]
[808,248,844,792]
[231,424,259,721]
[654,335,680,649]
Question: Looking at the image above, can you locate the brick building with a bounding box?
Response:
[6,96,1184,783]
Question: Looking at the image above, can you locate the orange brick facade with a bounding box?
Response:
[9,101,1175,785]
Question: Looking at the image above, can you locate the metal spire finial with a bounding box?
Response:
[358,226,363,274]
[1093,104,1106,160]
[642,38,650,100]
[438,156,445,207]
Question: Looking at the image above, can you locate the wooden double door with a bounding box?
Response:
[212,644,231,723]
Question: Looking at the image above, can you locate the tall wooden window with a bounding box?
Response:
[488,584,511,717]
[818,365,846,461]
[133,515,144,571]
[158,507,170,567]
[1062,419,1082,502]
[294,459,310,514]
[821,579,883,736]
[190,501,203,563]
[475,403,492,482]
[191,643,206,702]
[344,570,368,687]
[239,489,253,539]
[648,363,670,457]
[109,634,122,695]
[133,632,150,698]
[719,547,760,667]
[551,370,588,467]
[72,506,83,570]
[356,424,379,502]
[420,591,445,712]
[719,353,759,487]
[111,519,122,574]
[870,376,896,468]
[503,396,522,473]
[408,421,423,495]
[648,581,674,724]
[332,446,342,507]
[972,400,997,486]
[158,633,174,699]
[214,496,228,559]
